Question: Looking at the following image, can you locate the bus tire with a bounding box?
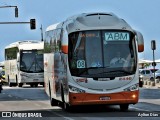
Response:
[50,97,58,106]
[9,83,12,87]
[60,84,71,111]
[30,84,34,87]
[63,102,72,112]
[9,82,13,87]
[120,104,129,111]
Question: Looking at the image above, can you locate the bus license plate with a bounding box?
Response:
[100,96,110,100]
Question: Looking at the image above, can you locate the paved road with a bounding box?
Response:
[0,85,160,120]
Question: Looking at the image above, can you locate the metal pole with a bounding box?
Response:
[0,22,29,24]
[40,24,43,41]
[0,6,18,17]
[153,50,156,85]
[0,6,17,8]
[0,19,36,30]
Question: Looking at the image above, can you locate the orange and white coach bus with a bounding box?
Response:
[44,12,144,111]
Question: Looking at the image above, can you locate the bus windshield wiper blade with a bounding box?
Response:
[95,70,132,75]
[88,66,105,69]
[110,70,132,74]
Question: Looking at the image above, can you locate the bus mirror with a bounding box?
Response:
[61,30,68,54]
[134,30,144,52]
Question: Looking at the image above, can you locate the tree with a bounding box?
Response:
[143,63,151,68]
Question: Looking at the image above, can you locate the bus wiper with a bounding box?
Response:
[88,66,105,69]
[97,70,132,75]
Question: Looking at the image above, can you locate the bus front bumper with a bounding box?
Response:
[69,90,139,105]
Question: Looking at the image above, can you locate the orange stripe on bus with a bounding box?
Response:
[138,44,144,52]
[61,45,68,54]
[69,90,139,105]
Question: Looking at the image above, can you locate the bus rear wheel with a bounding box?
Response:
[120,104,129,111]
[63,102,72,112]
[50,97,58,106]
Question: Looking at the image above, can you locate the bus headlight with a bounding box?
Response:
[69,85,85,93]
[124,84,139,91]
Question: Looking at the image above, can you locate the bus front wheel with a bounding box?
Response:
[60,85,72,112]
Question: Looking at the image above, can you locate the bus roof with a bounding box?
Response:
[45,12,133,33]
[5,40,44,50]
[46,23,61,32]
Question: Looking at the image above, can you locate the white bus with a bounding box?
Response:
[44,12,144,111]
[5,40,44,87]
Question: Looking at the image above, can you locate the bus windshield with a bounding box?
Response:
[68,30,137,78]
[20,50,44,73]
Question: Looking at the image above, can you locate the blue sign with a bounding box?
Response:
[105,32,130,41]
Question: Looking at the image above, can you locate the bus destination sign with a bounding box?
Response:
[105,32,130,41]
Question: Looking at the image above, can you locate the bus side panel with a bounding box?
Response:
[5,60,18,83]
[51,52,68,102]
[5,60,10,83]
[61,53,68,103]
[44,53,62,101]
[44,53,53,96]
[54,53,63,101]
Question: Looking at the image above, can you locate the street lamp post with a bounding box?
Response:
[0,5,18,17]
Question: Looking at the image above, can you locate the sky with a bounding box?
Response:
[0,0,160,66]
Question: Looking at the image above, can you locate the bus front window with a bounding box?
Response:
[20,50,44,73]
[68,30,136,78]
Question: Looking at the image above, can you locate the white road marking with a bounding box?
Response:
[139,99,160,105]
[130,106,150,111]
[46,109,75,120]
